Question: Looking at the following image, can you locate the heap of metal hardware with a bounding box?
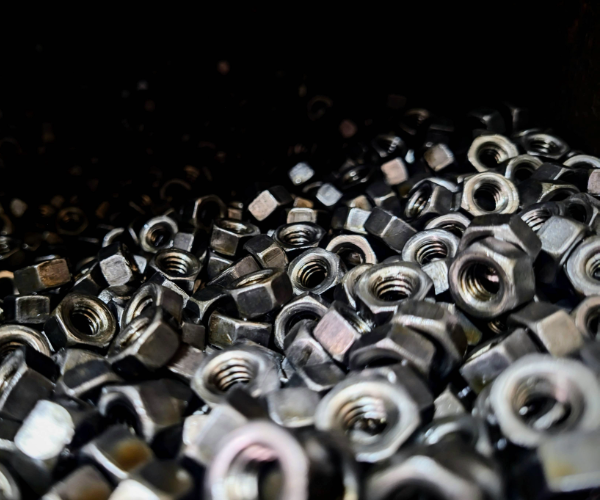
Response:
[1,105,600,499]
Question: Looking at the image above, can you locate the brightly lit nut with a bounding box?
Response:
[226,268,293,319]
[122,282,184,328]
[286,207,319,224]
[191,344,280,406]
[425,213,472,238]
[288,162,315,185]
[467,134,519,172]
[313,301,371,364]
[107,307,180,377]
[489,355,600,448]
[284,319,333,369]
[148,248,202,294]
[98,242,140,287]
[248,186,293,222]
[364,207,417,253]
[243,234,288,270]
[355,261,433,324]
[404,180,454,222]
[274,222,326,257]
[14,258,71,294]
[380,157,409,186]
[314,374,421,463]
[565,235,600,296]
[274,292,329,349]
[138,215,178,254]
[500,154,543,182]
[287,248,344,296]
[44,293,117,351]
[424,143,454,171]
[208,310,272,348]
[520,131,569,161]
[460,172,519,216]
[331,206,371,235]
[460,328,538,393]
[326,234,377,269]
[401,229,460,266]
[209,219,260,257]
[449,237,535,319]
[41,465,112,500]
[458,213,541,259]
[80,425,153,482]
[508,301,584,356]
[0,324,52,359]
[571,295,600,339]
[349,322,436,377]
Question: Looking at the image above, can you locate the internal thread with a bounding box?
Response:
[372,276,414,302]
[146,223,173,248]
[211,358,257,392]
[477,144,504,169]
[158,252,194,276]
[415,241,449,265]
[586,254,600,281]
[340,307,372,334]
[0,237,14,256]
[341,165,369,186]
[512,163,536,181]
[0,340,26,361]
[488,318,508,335]
[279,227,318,246]
[521,208,552,232]
[406,185,431,218]
[473,182,504,212]
[528,137,560,156]
[339,396,388,437]
[460,262,501,302]
[0,360,19,394]
[438,222,466,238]
[71,304,103,336]
[296,259,329,289]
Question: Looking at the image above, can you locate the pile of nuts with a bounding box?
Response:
[1,104,600,499]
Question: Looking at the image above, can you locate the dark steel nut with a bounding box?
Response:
[205,250,233,279]
[283,319,332,368]
[185,286,232,326]
[138,215,178,254]
[520,131,569,160]
[571,295,600,339]
[191,344,280,406]
[519,201,566,233]
[55,359,123,399]
[501,154,543,182]
[166,344,205,382]
[517,178,579,207]
[274,292,329,349]
[44,293,117,351]
[364,207,417,253]
[421,258,452,296]
[209,219,260,257]
[460,328,538,393]
[264,387,320,428]
[566,235,600,296]
[108,307,180,378]
[172,229,204,254]
[509,301,584,356]
[207,254,261,288]
[458,213,542,259]
[148,248,201,294]
[99,285,136,327]
[333,263,371,310]
[227,268,293,319]
[14,258,71,294]
[449,237,536,318]
[42,465,112,500]
[183,195,228,230]
[563,192,600,230]
[313,301,371,363]
[53,348,102,376]
[98,242,140,287]
[208,310,271,348]
[404,180,454,222]
[122,282,184,328]
[460,172,520,216]
[288,248,344,296]
[467,134,519,172]
[243,234,288,270]
[355,261,433,324]
[248,186,293,221]
[274,222,326,256]
[4,294,51,324]
[80,425,153,482]
[438,302,484,346]
[365,181,402,214]
[0,324,52,358]
[287,362,345,393]
[424,212,472,238]
[326,234,377,268]
[288,162,315,186]
[489,355,600,448]
[331,206,370,234]
[349,322,436,377]
[401,229,460,266]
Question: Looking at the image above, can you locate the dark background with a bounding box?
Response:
[1,3,599,210]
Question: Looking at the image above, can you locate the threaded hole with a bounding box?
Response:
[528,137,561,156]
[372,276,414,302]
[333,245,366,268]
[296,259,329,289]
[0,237,15,256]
[477,144,504,169]
[278,225,320,246]
[225,445,283,500]
[512,164,536,181]
[586,254,600,281]
[473,182,504,212]
[0,340,26,361]
[145,222,174,248]
[437,222,466,238]
[339,396,388,438]
[460,262,501,302]
[415,240,449,265]
[488,318,509,335]
[118,316,151,349]
[156,251,196,277]
[210,357,257,392]
[71,304,103,336]
[339,305,371,334]
[521,207,552,232]
[405,184,432,218]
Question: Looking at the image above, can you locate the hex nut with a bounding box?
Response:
[248,186,293,221]
[166,344,205,382]
[4,294,51,324]
[208,310,272,348]
[108,307,180,377]
[313,301,371,363]
[519,201,566,233]
[517,178,579,207]
[424,212,471,238]
[227,268,293,319]
[501,154,543,182]
[98,242,141,287]
[508,302,584,356]
[316,182,343,207]
[460,172,520,216]
[274,222,326,256]
[364,207,417,253]
[14,258,71,294]
[55,359,123,399]
[449,237,536,318]
[331,206,370,234]
[520,132,569,160]
[333,263,372,310]
[185,286,233,325]
[148,248,201,294]
[424,143,454,171]
[288,162,315,185]
[286,207,319,224]
[571,295,600,339]
[460,328,538,393]
[205,250,233,279]
[191,344,280,406]
[264,387,320,428]
[122,282,184,328]
[565,235,600,296]
[326,234,377,268]
[209,219,260,257]
[243,234,288,269]
[182,195,228,230]
[44,293,117,351]
[274,292,329,349]
[283,319,332,369]
[287,362,346,393]
[467,134,519,172]
[288,248,344,296]
[42,465,112,500]
[355,261,433,324]
[562,192,600,230]
[401,229,460,266]
[138,215,178,254]
[0,324,52,358]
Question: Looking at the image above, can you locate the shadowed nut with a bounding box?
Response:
[288,248,344,296]
[108,307,180,378]
[55,359,123,400]
[182,195,228,230]
[209,219,260,257]
[449,237,535,318]
[520,131,569,160]
[365,207,417,253]
[122,282,184,328]
[138,215,178,254]
[517,178,579,207]
[191,344,280,406]
[425,213,471,238]
[148,248,201,294]
[284,319,333,369]
[264,387,321,428]
[287,362,346,393]
[315,374,421,462]
[489,355,600,448]
[402,229,460,266]
[4,294,51,324]
[500,154,543,182]
[467,134,519,172]
[208,310,272,348]
[460,172,520,216]
[248,185,293,221]
[274,292,329,349]
[355,261,433,324]
[326,234,377,269]
[14,258,71,294]
[274,222,326,256]
[98,242,140,287]
[227,268,293,319]
[44,293,117,351]
[565,235,600,296]
[41,465,112,500]
[0,324,52,359]
[380,157,409,186]
[404,180,454,223]
[571,295,600,339]
[243,234,288,269]
[333,263,372,310]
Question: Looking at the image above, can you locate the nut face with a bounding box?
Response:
[565,235,600,296]
[314,375,421,462]
[209,219,260,257]
[98,242,140,287]
[380,157,409,186]
[489,355,600,448]
[404,180,454,222]
[288,248,344,296]
[148,248,201,293]
[14,258,71,294]
[208,310,272,348]
[460,172,519,216]
[4,294,51,324]
[42,465,113,500]
[449,237,535,318]
[331,206,371,235]
[365,207,417,253]
[326,234,377,268]
[248,186,293,221]
[402,229,460,266]
[424,143,454,171]
[44,293,117,351]
[138,215,178,254]
[467,134,519,172]
[288,161,315,185]
[283,319,332,369]
[273,292,329,349]
[243,234,288,269]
